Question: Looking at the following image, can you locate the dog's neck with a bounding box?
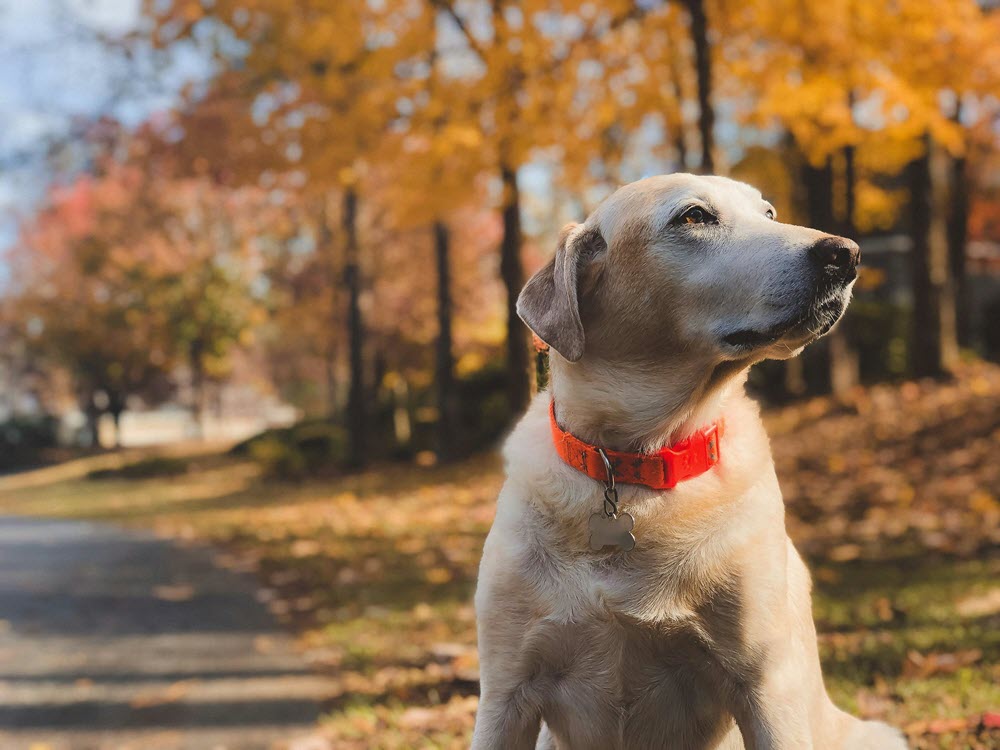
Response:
[548,355,748,453]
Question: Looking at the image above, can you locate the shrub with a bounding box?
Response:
[238,420,349,479]
[0,415,59,472]
[87,456,190,480]
[456,362,513,452]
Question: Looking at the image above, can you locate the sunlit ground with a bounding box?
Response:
[1,363,998,750]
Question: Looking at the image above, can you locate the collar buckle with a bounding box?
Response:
[659,424,722,487]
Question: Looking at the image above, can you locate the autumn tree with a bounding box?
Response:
[6,124,267,446]
[375,12,492,458]
[157,93,353,418]
[153,181,268,431]
[7,167,175,445]
[883,1,1000,373]
[862,0,1000,373]
[148,0,432,465]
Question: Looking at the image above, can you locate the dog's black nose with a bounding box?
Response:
[808,236,860,272]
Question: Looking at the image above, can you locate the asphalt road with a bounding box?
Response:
[0,516,335,750]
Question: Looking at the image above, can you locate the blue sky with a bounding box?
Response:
[0,0,203,261]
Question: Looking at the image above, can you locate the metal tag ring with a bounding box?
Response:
[603,488,619,518]
[597,448,615,492]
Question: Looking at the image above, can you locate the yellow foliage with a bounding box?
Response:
[856,183,908,233]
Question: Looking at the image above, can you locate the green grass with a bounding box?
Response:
[813,555,1000,737]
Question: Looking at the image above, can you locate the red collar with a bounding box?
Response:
[549,401,723,490]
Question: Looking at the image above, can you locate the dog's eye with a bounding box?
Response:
[677,206,715,225]
[765,208,775,220]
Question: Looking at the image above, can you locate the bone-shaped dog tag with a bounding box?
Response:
[589,512,636,551]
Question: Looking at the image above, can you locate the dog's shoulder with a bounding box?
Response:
[501,392,556,479]
[477,397,608,619]
[500,392,602,516]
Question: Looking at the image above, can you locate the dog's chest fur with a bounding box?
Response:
[521,580,746,749]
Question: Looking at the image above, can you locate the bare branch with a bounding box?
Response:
[430,0,488,63]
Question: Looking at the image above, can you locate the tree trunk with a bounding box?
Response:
[843,142,857,236]
[803,154,860,397]
[82,393,101,449]
[828,139,860,398]
[907,135,958,377]
[85,413,100,448]
[111,410,123,449]
[779,154,834,398]
[827,328,858,397]
[324,344,338,419]
[931,141,960,371]
[319,195,339,417]
[391,377,411,447]
[189,339,205,439]
[687,0,714,173]
[343,187,367,467]
[500,163,530,414]
[804,156,835,231]
[107,391,126,449]
[433,220,458,461]
[665,34,690,170]
[947,110,971,347]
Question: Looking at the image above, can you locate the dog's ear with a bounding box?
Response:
[517,223,606,363]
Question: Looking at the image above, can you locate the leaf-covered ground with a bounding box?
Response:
[1,363,998,749]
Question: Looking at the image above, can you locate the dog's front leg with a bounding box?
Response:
[726,641,815,750]
[470,685,542,750]
[472,545,543,750]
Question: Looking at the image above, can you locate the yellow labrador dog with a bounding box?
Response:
[472,174,907,750]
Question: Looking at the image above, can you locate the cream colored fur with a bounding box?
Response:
[472,174,907,749]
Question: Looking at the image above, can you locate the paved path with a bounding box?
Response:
[0,517,335,750]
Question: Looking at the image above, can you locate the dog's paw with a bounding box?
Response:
[588,512,635,551]
[535,723,557,750]
[845,719,908,750]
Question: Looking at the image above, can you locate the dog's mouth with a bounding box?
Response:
[722,327,786,349]
[721,294,847,353]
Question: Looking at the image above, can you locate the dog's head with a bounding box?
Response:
[518,173,859,368]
